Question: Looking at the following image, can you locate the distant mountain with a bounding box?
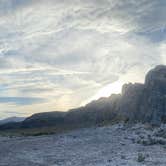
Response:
[0,117,25,125]
[1,65,166,130]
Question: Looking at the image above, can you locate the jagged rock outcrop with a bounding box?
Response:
[143,65,166,124]
[116,83,145,122]
[116,65,166,125]
[145,65,166,93]
[64,65,166,126]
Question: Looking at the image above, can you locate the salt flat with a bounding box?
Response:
[0,124,166,166]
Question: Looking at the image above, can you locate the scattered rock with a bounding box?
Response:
[121,155,126,159]
[137,153,146,162]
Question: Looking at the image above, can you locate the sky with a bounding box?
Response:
[0,0,166,118]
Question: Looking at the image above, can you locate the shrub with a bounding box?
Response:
[137,153,145,162]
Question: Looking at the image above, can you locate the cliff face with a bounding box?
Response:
[143,65,166,124]
[116,65,166,124]
[117,83,145,122]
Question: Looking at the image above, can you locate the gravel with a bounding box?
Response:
[0,124,166,166]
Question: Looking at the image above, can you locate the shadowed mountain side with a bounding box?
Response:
[65,94,121,125]
[116,65,166,125]
[21,94,121,129]
[1,65,166,131]
[22,112,66,128]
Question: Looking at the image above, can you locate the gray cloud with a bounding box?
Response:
[0,97,45,105]
[0,0,165,117]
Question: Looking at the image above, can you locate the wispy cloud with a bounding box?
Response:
[0,97,45,105]
[0,0,165,117]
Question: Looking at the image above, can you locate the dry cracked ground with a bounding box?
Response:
[0,124,166,166]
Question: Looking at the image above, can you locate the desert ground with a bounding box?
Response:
[0,124,166,166]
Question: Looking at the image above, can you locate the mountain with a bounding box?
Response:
[116,65,166,124]
[1,65,166,131]
[22,111,66,128]
[65,65,166,126]
[0,117,25,125]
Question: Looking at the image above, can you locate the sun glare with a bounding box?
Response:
[91,81,124,101]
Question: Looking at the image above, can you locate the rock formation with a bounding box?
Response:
[116,65,166,125]
[66,65,166,125]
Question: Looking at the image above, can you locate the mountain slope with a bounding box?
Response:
[22,111,66,128]
[0,117,25,125]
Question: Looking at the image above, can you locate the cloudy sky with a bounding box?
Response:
[0,0,165,118]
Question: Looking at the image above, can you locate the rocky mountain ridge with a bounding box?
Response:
[1,65,166,130]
